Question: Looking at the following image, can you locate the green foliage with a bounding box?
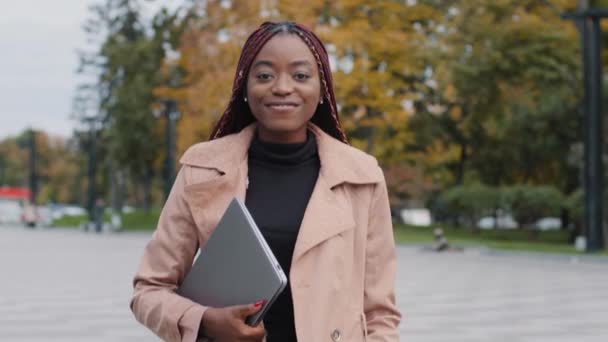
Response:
[413,0,581,189]
[440,184,500,225]
[439,184,566,230]
[75,1,185,208]
[566,188,584,225]
[505,185,564,227]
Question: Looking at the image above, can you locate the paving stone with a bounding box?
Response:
[1,225,607,341]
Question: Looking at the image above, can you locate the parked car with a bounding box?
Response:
[477,215,518,229]
[535,217,562,231]
[400,208,432,226]
[48,204,87,220]
[0,200,22,224]
[36,206,54,227]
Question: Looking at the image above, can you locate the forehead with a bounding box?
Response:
[252,34,317,66]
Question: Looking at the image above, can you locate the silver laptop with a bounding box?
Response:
[177,197,288,326]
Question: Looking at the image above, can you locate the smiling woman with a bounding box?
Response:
[245,34,322,143]
[130,21,401,342]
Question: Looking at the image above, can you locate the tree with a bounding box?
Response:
[76,0,184,210]
[159,0,442,204]
[412,0,581,193]
[157,0,264,155]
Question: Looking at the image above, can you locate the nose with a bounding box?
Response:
[271,73,293,96]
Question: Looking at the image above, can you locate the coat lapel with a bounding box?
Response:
[183,168,241,243]
[291,174,355,263]
[291,124,381,263]
[181,126,254,243]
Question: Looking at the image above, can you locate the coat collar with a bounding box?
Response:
[181,123,384,265]
[179,122,382,188]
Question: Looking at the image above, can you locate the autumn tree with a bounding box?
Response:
[0,131,84,204]
[158,0,442,205]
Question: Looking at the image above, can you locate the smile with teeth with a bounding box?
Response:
[267,102,298,109]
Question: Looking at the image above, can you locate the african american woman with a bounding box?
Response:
[130,21,401,342]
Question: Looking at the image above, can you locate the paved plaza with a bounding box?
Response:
[0,224,606,341]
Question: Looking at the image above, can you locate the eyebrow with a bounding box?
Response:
[251,60,314,69]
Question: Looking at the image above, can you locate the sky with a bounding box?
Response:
[0,0,179,140]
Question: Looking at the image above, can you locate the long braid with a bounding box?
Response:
[210,21,348,144]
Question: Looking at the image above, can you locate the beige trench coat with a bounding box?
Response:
[130,123,401,342]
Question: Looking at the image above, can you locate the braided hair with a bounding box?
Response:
[209,21,348,144]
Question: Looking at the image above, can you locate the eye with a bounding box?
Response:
[255,73,274,81]
[294,72,311,81]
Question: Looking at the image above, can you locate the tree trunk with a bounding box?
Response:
[456,142,467,185]
[110,165,125,213]
[143,167,153,214]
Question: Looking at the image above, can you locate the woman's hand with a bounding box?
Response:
[200,301,266,341]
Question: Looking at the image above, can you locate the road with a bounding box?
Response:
[0,225,607,341]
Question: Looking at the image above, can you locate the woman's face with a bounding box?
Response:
[246,34,321,144]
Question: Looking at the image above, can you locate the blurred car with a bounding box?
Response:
[400,208,432,226]
[477,215,518,229]
[0,200,22,224]
[36,206,54,227]
[48,205,87,220]
[535,217,562,231]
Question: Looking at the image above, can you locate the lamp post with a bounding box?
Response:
[82,116,102,231]
[562,8,607,252]
[162,99,181,202]
[28,129,38,205]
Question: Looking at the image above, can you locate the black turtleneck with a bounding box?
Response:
[245,131,320,342]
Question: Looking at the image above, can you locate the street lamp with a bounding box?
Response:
[82,115,103,232]
[27,129,38,205]
[562,8,607,252]
[16,128,38,205]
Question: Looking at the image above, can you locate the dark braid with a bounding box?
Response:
[209,21,348,144]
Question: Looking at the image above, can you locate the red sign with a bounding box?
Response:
[0,187,31,200]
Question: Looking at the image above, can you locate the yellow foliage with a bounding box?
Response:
[159,0,439,166]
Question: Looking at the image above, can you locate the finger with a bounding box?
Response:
[234,300,266,318]
[241,324,266,341]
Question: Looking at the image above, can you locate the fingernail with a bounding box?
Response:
[254,300,265,308]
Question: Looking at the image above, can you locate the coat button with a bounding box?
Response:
[331,329,342,341]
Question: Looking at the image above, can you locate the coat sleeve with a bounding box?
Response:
[130,168,207,342]
[364,168,402,341]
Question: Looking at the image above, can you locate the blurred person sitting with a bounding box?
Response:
[432,227,449,252]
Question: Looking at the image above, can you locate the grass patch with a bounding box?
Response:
[120,209,161,231]
[52,209,161,231]
[52,214,89,228]
[393,223,608,256]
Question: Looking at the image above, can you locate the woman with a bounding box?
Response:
[131,21,401,342]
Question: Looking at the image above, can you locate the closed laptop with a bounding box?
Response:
[177,197,288,326]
